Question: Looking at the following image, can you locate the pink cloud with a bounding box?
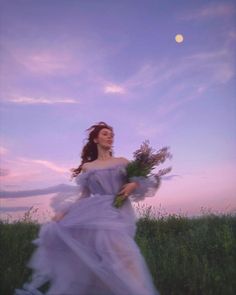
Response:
[19,51,72,75]
[7,46,82,77]
[104,84,125,94]
[134,121,167,138]
[145,49,234,117]
[0,146,8,155]
[7,95,79,105]
[180,3,236,21]
[115,47,234,103]
[18,157,69,173]
[1,155,72,190]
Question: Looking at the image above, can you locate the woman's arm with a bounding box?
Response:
[117,182,139,198]
[118,157,160,201]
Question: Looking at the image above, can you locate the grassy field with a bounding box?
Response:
[1,206,235,295]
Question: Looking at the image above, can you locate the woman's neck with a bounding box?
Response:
[97,155,113,161]
[96,146,112,161]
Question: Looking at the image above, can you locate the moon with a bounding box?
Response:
[175,34,184,43]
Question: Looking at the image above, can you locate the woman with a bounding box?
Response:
[15,121,160,295]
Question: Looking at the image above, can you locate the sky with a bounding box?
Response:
[0,0,236,222]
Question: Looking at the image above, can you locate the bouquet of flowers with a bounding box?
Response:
[113,140,172,208]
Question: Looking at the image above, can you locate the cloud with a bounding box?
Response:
[228,30,236,41]
[1,154,73,191]
[101,48,234,108]
[0,184,76,199]
[0,46,85,91]
[0,168,10,177]
[135,121,166,137]
[184,50,235,84]
[104,84,125,94]
[0,147,11,177]
[7,95,79,105]
[124,63,165,90]
[0,146,8,155]
[18,157,69,173]
[16,50,73,75]
[127,48,234,116]
[0,206,32,213]
[180,3,236,21]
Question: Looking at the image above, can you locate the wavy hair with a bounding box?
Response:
[70,121,114,179]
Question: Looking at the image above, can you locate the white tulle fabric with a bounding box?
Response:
[14,163,160,295]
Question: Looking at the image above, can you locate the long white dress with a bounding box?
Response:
[14,162,161,295]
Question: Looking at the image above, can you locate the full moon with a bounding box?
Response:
[175,34,184,43]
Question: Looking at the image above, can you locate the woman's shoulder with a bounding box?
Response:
[118,156,129,164]
[82,157,129,172]
[81,162,90,172]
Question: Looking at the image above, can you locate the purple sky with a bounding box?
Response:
[0,0,236,222]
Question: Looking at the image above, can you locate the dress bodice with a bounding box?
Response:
[76,163,128,196]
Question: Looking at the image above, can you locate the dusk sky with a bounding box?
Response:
[0,0,236,222]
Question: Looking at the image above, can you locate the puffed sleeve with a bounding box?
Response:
[50,172,90,214]
[74,172,90,199]
[128,175,161,202]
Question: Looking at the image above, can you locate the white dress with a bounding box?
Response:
[14,162,161,295]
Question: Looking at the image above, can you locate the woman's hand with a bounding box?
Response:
[113,182,140,208]
[51,211,66,222]
[117,182,139,199]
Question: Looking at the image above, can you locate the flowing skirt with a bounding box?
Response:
[14,194,160,295]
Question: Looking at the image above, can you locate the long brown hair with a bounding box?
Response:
[70,121,114,179]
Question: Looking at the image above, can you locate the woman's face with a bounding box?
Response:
[95,128,114,149]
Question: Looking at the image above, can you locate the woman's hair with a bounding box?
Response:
[70,121,114,179]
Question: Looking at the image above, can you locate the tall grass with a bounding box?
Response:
[135,205,236,295]
[1,206,235,295]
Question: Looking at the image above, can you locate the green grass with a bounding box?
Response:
[1,206,236,295]
[135,205,236,295]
